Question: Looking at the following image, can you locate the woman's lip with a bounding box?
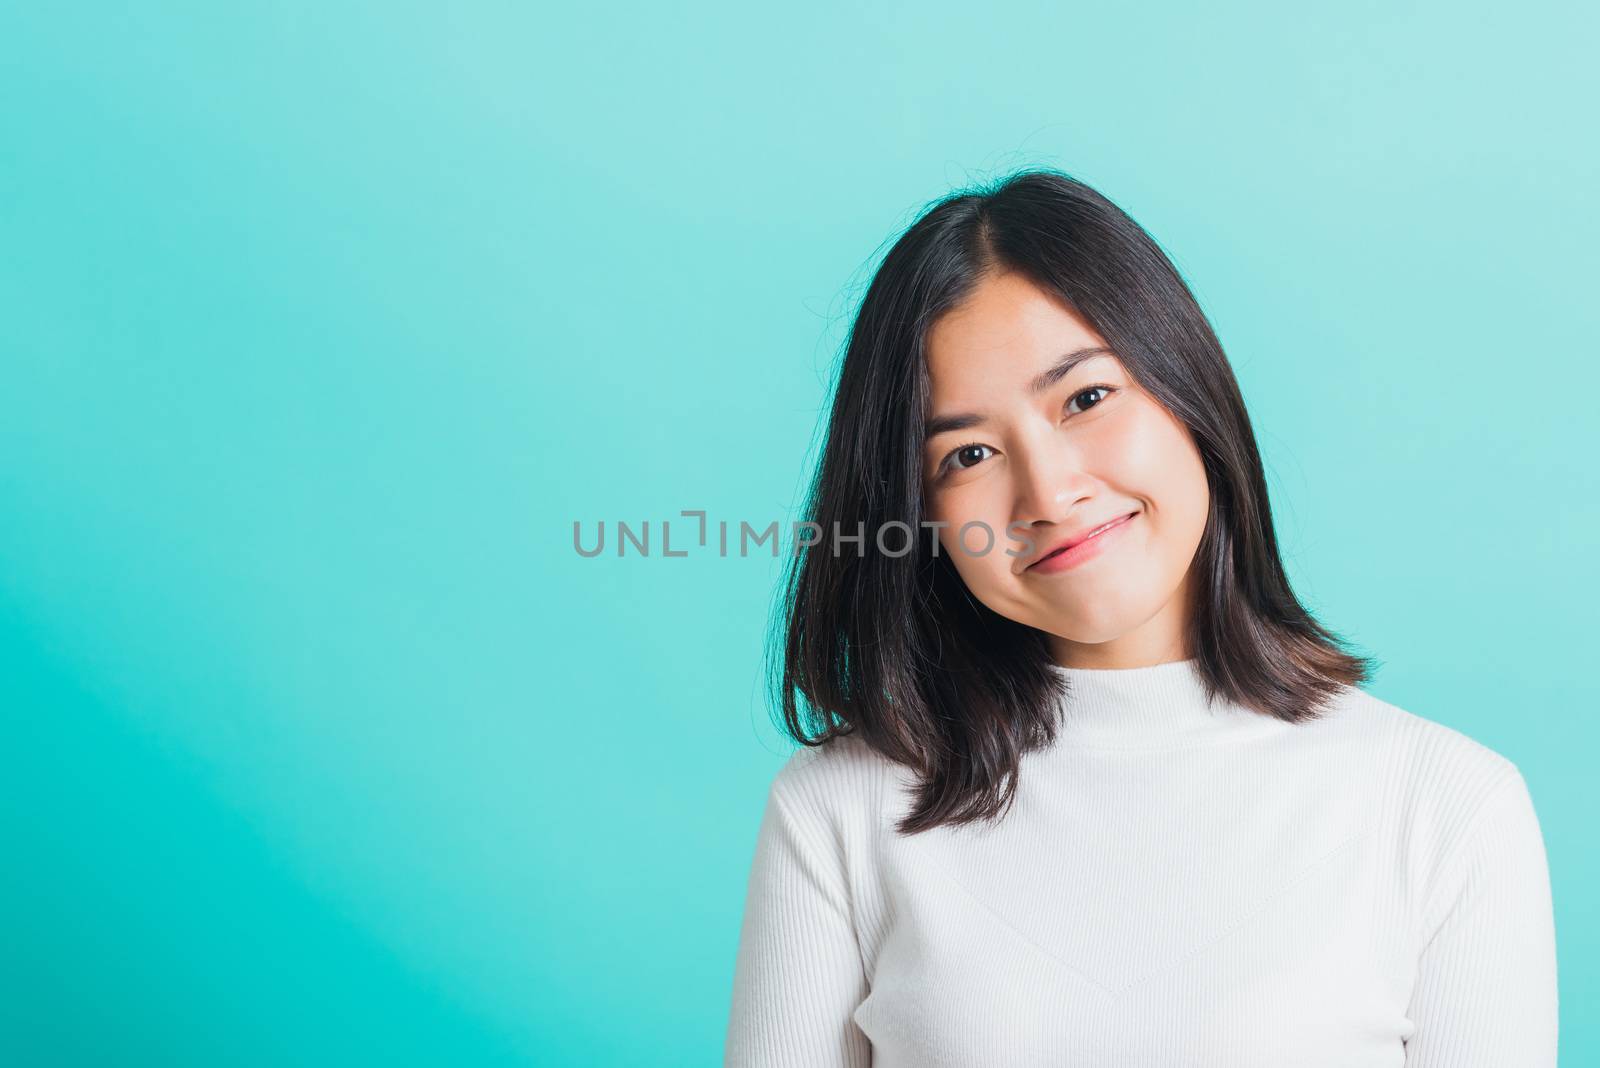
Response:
[1026,512,1137,574]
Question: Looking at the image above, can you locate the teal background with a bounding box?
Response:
[2,2,1594,1064]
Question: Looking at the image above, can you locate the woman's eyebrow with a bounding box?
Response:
[924,346,1112,442]
[1030,346,1111,394]
[924,410,984,439]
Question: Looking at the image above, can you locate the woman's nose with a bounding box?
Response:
[1012,439,1088,527]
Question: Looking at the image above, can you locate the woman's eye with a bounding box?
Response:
[942,443,993,475]
[1066,385,1115,415]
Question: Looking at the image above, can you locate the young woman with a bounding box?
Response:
[724,170,1558,1067]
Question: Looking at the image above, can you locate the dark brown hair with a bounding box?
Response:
[767,168,1375,836]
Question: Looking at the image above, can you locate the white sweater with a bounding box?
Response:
[724,658,1558,1067]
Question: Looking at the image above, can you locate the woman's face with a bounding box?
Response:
[921,271,1211,669]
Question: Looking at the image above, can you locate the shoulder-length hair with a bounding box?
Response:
[768,168,1375,836]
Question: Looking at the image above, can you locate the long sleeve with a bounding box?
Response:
[1404,766,1559,1066]
[724,771,872,1068]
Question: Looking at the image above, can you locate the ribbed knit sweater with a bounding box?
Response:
[724,658,1558,1067]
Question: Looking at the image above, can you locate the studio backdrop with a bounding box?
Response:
[2,2,1595,1065]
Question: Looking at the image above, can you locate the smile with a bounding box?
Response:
[1025,512,1138,575]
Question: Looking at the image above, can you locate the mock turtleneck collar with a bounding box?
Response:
[1046,657,1278,746]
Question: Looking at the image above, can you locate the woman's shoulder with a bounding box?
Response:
[770,729,895,806]
[1337,684,1518,774]
[758,732,897,883]
[1332,684,1527,836]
